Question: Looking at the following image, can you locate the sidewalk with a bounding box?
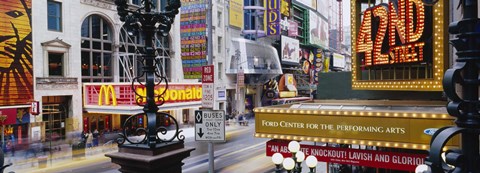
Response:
[5,124,249,173]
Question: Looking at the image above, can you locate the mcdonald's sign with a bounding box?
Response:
[98,85,117,106]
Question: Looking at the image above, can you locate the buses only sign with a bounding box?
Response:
[195,110,225,142]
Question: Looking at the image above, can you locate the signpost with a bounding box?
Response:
[194,110,225,142]
[202,65,214,108]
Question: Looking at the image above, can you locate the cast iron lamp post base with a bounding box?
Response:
[106,142,194,173]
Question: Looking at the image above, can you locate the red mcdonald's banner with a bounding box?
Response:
[266,140,427,171]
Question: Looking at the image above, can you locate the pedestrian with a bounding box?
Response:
[86,131,93,148]
[93,129,99,147]
[5,139,13,156]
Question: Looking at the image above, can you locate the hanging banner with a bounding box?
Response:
[265,0,280,35]
[229,0,244,28]
[0,0,33,106]
[266,140,427,171]
[180,0,208,79]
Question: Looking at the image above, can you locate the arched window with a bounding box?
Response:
[80,15,113,82]
[117,28,172,82]
[118,26,145,82]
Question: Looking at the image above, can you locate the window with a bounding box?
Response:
[48,53,63,76]
[47,0,62,31]
[243,0,264,40]
[218,36,222,53]
[218,62,223,80]
[81,15,113,82]
[217,11,222,27]
[118,26,145,82]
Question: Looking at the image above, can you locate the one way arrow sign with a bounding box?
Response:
[197,128,204,138]
[194,110,225,142]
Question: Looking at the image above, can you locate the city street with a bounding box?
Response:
[7,120,328,173]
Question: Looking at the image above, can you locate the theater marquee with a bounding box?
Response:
[351,0,448,91]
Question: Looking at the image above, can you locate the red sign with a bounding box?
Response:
[288,21,298,37]
[202,65,214,83]
[237,69,244,88]
[30,101,39,115]
[0,108,17,125]
[266,140,426,171]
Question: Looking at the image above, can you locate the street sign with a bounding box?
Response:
[195,110,225,142]
[202,65,214,108]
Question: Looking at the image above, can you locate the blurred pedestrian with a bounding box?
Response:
[93,129,99,147]
[86,131,93,148]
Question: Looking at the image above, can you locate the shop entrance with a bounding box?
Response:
[83,114,112,133]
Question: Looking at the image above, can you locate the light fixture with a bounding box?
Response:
[306,155,318,173]
[282,158,295,173]
[272,153,284,173]
[288,141,300,153]
[295,151,305,172]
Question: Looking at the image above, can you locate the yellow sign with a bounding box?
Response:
[255,112,458,148]
[98,85,117,106]
[135,86,202,103]
[229,0,244,28]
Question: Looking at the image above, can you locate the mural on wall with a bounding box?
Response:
[180,0,208,79]
[0,0,33,106]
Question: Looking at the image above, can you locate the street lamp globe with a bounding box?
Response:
[288,141,300,153]
[306,155,318,173]
[295,151,305,162]
[306,155,318,168]
[283,157,296,171]
[415,164,430,173]
[272,153,284,165]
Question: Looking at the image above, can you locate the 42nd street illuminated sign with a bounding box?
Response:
[356,0,430,66]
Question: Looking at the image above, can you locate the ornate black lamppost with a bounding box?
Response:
[114,0,182,149]
[423,0,480,172]
[107,0,194,172]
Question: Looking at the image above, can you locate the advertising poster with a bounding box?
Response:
[332,53,345,68]
[229,0,244,28]
[309,10,329,49]
[0,0,33,106]
[0,108,18,125]
[281,36,300,64]
[180,0,208,79]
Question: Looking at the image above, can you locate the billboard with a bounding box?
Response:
[0,0,33,106]
[351,0,446,91]
[180,0,208,79]
[229,0,244,28]
[332,53,345,68]
[281,36,300,64]
[309,10,328,48]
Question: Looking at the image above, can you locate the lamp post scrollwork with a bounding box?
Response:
[114,0,182,149]
[420,0,480,172]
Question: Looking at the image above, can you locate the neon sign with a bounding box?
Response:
[356,0,426,66]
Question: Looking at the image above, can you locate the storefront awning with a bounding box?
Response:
[254,100,458,150]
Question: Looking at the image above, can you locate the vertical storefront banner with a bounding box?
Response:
[229,0,244,29]
[0,108,18,125]
[0,0,33,106]
[265,0,280,35]
[180,0,208,79]
[309,10,329,49]
[281,36,300,64]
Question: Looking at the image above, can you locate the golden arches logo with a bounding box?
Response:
[98,85,117,106]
